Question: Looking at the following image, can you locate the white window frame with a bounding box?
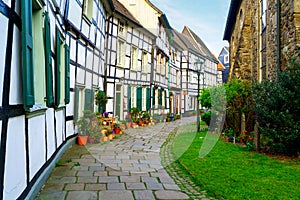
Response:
[131,86,136,108]
[82,0,93,23]
[142,87,146,111]
[131,45,138,71]
[117,39,126,67]
[142,50,148,73]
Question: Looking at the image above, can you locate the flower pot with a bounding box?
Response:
[115,127,121,134]
[108,134,114,140]
[126,122,132,129]
[100,136,108,143]
[77,136,88,146]
[88,136,96,144]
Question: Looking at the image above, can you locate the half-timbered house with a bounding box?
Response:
[105,0,155,120]
[116,0,173,115]
[182,26,219,87]
[173,29,204,116]
[0,0,111,199]
[169,30,184,116]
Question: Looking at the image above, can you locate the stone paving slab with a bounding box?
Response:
[36,116,214,200]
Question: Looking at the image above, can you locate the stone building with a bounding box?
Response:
[223,0,300,81]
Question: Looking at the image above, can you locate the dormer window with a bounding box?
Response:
[118,21,126,39]
[119,21,125,33]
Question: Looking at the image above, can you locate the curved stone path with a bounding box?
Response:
[37,116,213,200]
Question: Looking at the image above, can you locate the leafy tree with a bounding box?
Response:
[253,59,300,155]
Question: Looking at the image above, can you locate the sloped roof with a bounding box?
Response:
[223,0,242,40]
[217,62,226,70]
[182,26,217,62]
[173,29,202,56]
[112,0,142,26]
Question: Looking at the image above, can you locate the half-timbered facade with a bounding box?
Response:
[115,0,173,115]
[0,0,111,199]
[105,0,155,120]
[182,26,219,87]
[173,29,204,116]
[169,31,184,115]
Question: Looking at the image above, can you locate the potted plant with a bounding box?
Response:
[87,118,101,144]
[95,90,108,114]
[125,113,132,128]
[77,118,89,145]
[114,122,121,134]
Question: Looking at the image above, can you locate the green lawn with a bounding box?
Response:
[171,131,300,200]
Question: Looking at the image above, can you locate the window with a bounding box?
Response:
[142,51,148,73]
[55,28,70,107]
[117,39,125,67]
[141,87,148,111]
[161,56,165,75]
[156,54,161,73]
[131,46,138,70]
[131,86,136,108]
[118,21,126,39]
[176,71,180,86]
[21,0,70,111]
[224,55,229,64]
[83,0,93,23]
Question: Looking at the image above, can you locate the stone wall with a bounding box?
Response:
[228,0,300,81]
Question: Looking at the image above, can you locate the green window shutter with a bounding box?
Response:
[44,12,54,107]
[55,28,61,106]
[21,0,35,110]
[137,87,142,110]
[127,85,131,111]
[65,44,70,104]
[74,88,79,122]
[165,90,167,109]
[158,89,162,106]
[84,89,92,111]
[152,88,155,106]
[146,88,150,110]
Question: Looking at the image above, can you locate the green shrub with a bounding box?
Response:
[201,111,211,126]
[253,59,300,155]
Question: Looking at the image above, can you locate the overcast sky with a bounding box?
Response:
[150,0,231,56]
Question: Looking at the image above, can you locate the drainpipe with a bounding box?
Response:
[104,14,113,111]
[276,0,281,72]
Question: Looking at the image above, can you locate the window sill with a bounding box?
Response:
[26,104,47,119]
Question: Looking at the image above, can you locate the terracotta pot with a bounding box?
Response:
[77,136,88,146]
[100,136,108,143]
[108,134,114,140]
[88,136,96,144]
[126,122,132,129]
[115,128,121,134]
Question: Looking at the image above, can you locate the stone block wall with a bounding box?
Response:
[228,0,300,81]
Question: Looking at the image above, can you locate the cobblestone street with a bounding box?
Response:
[36,116,213,200]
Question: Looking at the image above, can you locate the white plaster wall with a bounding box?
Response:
[86,72,92,89]
[28,115,46,181]
[4,116,26,200]
[66,121,75,138]
[56,110,65,147]
[70,64,76,88]
[66,91,75,116]
[0,15,8,107]
[70,37,77,61]
[46,109,56,160]
[81,19,90,38]
[2,0,11,7]
[10,25,22,105]
[77,43,86,67]
[68,0,82,30]
[77,68,85,84]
